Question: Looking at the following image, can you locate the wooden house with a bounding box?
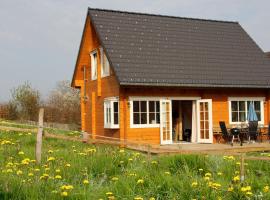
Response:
[72,8,270,144]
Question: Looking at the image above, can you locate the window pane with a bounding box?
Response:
[256,111,261,121]
[133,113,140,124]
[231,101,238,111]
[113,102,118,113]
[232,112,238,122]
[254,101,260,111]
[141,101,147,112]
[133,101,139,112]
[141,113,147,124]
[149,101,155,112]
[156,112,160,123]
[156,101,160,112]
[114,113,118,125]
[149,113,156,124]
[239,101,245,111]
[239,112,246,122]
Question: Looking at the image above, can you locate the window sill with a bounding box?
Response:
[130,124,160,129]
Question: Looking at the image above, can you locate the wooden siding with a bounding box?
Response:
[73,15,120,139]
[121,87,270,144]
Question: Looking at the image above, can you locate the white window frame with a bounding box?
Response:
[100,47,110,78]
[228,97,265,125]
[104,97,119,129]
[90,50,98,80]
[130,97,161,128]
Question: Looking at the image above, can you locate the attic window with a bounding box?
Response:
[100,47,110,77]
[90,50,97,80]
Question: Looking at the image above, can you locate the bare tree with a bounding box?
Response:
[45,80,80,125]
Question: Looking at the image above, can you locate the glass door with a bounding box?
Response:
[160,100,172,145]
[197,99,213,143]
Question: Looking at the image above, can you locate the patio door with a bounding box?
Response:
[160,100,172,145]
[197,99,213,143]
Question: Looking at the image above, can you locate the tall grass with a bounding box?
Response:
[0,130,270,199]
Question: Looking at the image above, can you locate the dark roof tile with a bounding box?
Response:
[88,8,270,88]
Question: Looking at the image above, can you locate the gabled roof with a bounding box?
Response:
[87,8,270,88]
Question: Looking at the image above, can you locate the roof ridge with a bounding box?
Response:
[88,7,238,24]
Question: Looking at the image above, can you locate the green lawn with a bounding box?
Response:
[0,130,270,200]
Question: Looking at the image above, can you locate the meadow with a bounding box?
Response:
[0,129,270,200]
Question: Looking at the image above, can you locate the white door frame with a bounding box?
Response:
[160,99,172,145]
[196,99,213,143]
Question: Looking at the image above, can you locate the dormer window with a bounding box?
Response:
[90,50,97,80]
[100,47,110,77]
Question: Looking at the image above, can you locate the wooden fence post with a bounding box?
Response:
[36,108,44,164]
[240,153,245,182]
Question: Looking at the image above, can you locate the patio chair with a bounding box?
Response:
[248,121,259,143]
[219,121,230,144]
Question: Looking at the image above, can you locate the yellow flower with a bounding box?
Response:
[164,171,171,175]
[65,163,71,167]
[61,191,68,197]
[18,151,24,155]
[205,172,211,177]
[34,168,40,172]
[48,150,53,153]
[246,191,253,195]
[217,172,223,176]
[134,197,143,200]
[61,185,74,190]
[55,169,61,173]
[55,175,62,179]
[263,185,269,193]
[191,181,198,187]
[111,177,119,181]
[6,169,13,173]
[204,177,210,181]
[228,186,234,192]
[21,158,30,165]
[47,157,55,162]
[198,168,203,172]
[119,160,124,164]
[236,162,241,165]
[233,176,240,182]
[149,198,155,200]
[106,192,113,195]
[137,179,144,184]
[151,161,158,164]
[16,170,23,175]
[28,173,34,177]
[45,167,50,171]
[128,158,133,161]
[83,179,89,184]
[119,149,125,153]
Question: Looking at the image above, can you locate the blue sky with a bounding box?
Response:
[0,0,269,102]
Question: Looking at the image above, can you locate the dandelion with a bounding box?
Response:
[34,168,40,172]
[217,172,223,176]
[83,179,89,184]
[233,175,240,182]
[164,171,171,175]
[191,181,198,187]
[228,186,234,192]
[151,161,158,165]
[16,170,23,175]
[65,163,71,167]
[48,150,53,153]
[149,198,155,200]
[18,151,24,155]
[263,185,269,193]
[28,173,34,177]
[198,168,203,172]
[128,158,133,161]
[61,191,68,197]
[106,192,113,195]
[55,175,62,179]
[137,179,144,184]
[111,177,119,181]
[45,167,50,171]
[134,197,143,200]
[119,149,125,153]
[6,169,13,173]
[119,161,124,164]
[55,169,61,173]
[47,157,55,162]
[236,162,241,165]
[61,185,74,190]
[204,177,210,181]
[205,172,211,177]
